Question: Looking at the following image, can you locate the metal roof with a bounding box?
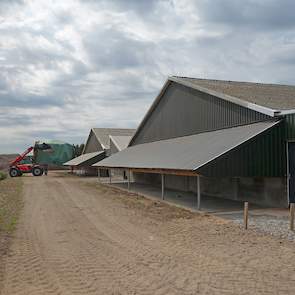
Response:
[94,121,280,171]
[92,128,136,149]
[109,135,132,151]
[64,151,105,166]
[172,76,295,112]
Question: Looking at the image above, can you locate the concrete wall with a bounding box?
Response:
[133,172,288,208]
[74,167,98,176]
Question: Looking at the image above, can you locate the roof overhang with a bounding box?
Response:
[94,121,280,174]
[64,151,105,167]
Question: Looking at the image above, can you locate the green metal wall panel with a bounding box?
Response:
[198,121,286,177]
[285,114,295,141]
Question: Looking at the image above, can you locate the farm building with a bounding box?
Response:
[108,135,133,179]
[64,128,135,176]
[94,76,295,208]
[109,135,133,156]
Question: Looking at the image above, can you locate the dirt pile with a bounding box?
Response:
[0,154,18,171]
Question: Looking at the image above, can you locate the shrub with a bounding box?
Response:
[0,171,7,181]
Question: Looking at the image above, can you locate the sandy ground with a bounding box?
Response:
[1,172,295,295]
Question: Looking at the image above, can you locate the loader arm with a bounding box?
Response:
[10,146,34,166]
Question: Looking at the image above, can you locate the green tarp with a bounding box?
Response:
[34,140,75,166]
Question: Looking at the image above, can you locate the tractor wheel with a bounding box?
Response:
[9,168,20,177]
[32,167,43,176]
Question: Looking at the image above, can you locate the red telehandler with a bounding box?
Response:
[9,143,52,177]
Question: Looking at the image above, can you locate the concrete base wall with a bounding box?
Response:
[133,173,288,208]
[74,167,98,176]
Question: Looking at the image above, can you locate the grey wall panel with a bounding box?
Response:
[132,83,269,145]
[110,139,119,155]
[84,130,103,153]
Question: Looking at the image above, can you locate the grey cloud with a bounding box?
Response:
[82,0,163,14]
[84,28,156,71]
[197,0,295,30]
[0,112,34,126]
[1,0,295,153]
[0,0,24,14]
[0,92,65,108]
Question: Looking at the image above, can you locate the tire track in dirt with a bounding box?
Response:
[1,173,295,294]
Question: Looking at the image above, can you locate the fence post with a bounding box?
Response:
[161,174,165,200]
[290,203,295,231]
[244,202,249,230]
[197,175,201,210]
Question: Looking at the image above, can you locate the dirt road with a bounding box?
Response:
[1,173,295,294]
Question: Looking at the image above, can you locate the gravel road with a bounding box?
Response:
[1,173,295,294]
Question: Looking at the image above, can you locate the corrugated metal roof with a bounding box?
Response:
[94,121,280,171]
[92,128,136,149]
[109,135,132,151]
[64,151,104,166]
[173,77,295,111]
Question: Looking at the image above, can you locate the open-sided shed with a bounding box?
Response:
[95,77,295,208]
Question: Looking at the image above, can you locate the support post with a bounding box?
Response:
[161,174,165,200]
[197,175,201,210]
[244,202,249,230]
[98,169,101,183]
[127,169,130,191]
[290,203,295,231]
[109,169,112,184]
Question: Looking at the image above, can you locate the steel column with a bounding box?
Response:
[128,169,131,191]
[197,175,201,210]
[161,174,165,200]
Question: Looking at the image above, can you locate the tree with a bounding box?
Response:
[73,144,85,157]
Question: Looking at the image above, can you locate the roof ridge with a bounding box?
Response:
[171,76,295,88]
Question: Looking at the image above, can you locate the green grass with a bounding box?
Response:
[0,177,23,233]
[0,171,7,181]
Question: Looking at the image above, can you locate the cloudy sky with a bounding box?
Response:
[1,0,295,153]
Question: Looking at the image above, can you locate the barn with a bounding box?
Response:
[94,77,295,208]
[109,135,133,156]
[64,128,135,176]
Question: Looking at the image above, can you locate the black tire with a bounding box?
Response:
[9,168,20,177]
[32,167,43,176]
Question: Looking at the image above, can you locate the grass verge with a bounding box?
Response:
[0,176,23,289]
[0,177,23,232]
[0,171,7,181]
